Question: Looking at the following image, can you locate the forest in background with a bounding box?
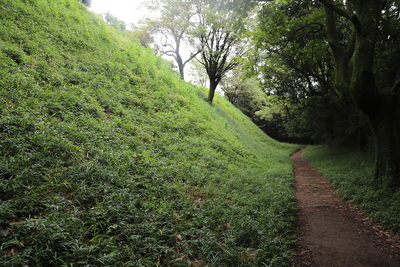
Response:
[137,0,400,185]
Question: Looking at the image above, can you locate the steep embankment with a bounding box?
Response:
[0,0,298,265]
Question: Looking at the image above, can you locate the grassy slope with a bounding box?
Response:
[303,146,400,231]
[0,0,299,265]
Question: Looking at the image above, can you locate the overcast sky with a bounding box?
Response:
[90,0,149,26]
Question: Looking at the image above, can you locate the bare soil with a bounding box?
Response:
[290,148,400,267]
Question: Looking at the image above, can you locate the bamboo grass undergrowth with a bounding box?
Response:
[0,0,299,265]
[303,146,400,231]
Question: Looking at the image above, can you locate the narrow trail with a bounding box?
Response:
[290,148,400,267]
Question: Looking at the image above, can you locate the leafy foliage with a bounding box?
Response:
[103,12,127,31]
[195,0,255,103]
[0,0,299,265]
[252,0,375,146]
[144,0,199,79]
[146,0,256,102]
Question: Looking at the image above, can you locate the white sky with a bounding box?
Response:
[90,0,149,26]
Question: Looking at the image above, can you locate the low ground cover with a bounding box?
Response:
[303,146,400,231]
[0,0,299,265]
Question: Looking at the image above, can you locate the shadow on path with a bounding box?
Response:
[291,148,400,267]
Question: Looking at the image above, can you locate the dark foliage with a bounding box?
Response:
[79,0,91,7]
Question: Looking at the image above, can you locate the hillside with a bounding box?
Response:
[0,0,299,265]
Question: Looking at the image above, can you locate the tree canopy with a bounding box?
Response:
[254,0,400,183]
[140,0,400,183]
[144,0,199,79]
[145,0,255,103]
[194,0,255,102]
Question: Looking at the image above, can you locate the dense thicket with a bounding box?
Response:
[254,0,400,183]
[252,1,361,145]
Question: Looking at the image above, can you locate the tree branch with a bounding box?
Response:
[183,49,202,67]
[318,0,352,20]
[318,0,362,32]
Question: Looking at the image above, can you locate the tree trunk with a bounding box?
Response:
[176,53,185,80]
[348,0,400,182]
[324,6,354,101]
[207,77,218,103]
[321,0,400,182]
[368,102,400,185]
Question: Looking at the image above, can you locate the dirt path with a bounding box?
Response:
[291,148,400,267]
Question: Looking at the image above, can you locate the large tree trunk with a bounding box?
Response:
[349,0,400,182]
[321,0,400,182]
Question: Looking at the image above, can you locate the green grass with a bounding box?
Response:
[0,0,299,265]
[303,146,400,231]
